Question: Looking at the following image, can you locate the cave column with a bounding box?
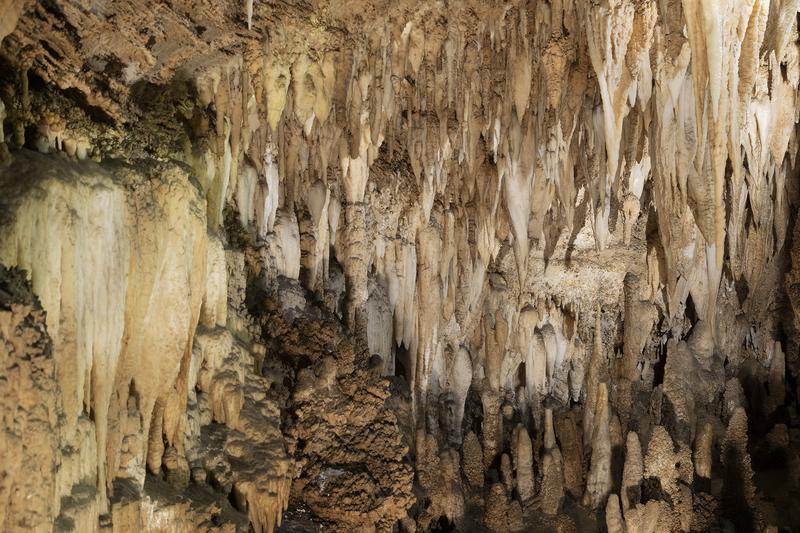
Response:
[343,200,369,330]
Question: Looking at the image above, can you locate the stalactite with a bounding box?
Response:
[1,0,799,530]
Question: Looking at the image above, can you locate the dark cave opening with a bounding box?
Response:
[395,343,411,383]
[430,515,456,532]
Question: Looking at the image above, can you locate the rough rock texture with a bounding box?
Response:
[621,431,643,513]
[255,278,414,531]
[1,0,800,531]
[0,267,60,531]
[0,153,291,531]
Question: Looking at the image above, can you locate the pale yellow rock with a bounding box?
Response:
[583,383,612,509]
[539,408,564,514]
[513,424,534,502]
[621,431,643,512]
[606,494,626,533]
[694,421,714,481]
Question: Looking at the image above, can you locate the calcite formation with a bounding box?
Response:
[1,0,800,531]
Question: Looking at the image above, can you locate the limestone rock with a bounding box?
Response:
[556,412,584,499]
[462,432,484,491]
[621,431,643,512]
[0,267,61,531]
[583,383,612,509]
[539,408,564,515]
[0,0,798,531]
[512,424,534,503]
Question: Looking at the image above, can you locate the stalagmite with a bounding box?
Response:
[662,339,696,445]
[584,310,605,446]
[462,432,484,491]
[643,426,694,531]
[484,484,510,532]
[694,420,714,485]
[513,424,534,503]
[621,431,643,512]
[722,407,758,529]
[539,408,565,515]
[621,273,656,382]
[606,493,626,533]
[556,413,584,499]
[583,383,612,509]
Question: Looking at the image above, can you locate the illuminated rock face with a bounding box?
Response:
[1,1,800,531]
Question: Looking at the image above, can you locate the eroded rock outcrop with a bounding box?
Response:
[256,278,414,531]
[0,267,60,531]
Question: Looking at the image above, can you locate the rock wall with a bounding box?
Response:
[1,1,799,531]
[0,152,291,531]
